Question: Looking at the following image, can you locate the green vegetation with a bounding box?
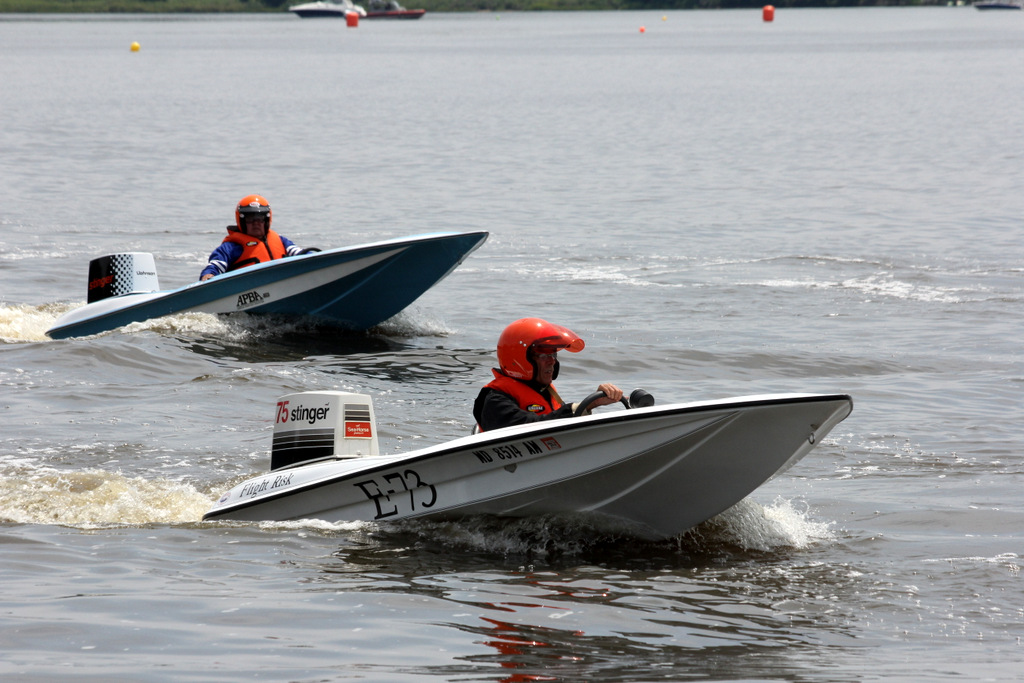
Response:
[0,0,282,11]
[0,0,954,13]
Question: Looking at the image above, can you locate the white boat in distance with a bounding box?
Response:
[974,1,1022,8]
[203,389,853,540]
[289,1,367,17]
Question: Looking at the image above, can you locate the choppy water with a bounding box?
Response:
[2,7,1022,681]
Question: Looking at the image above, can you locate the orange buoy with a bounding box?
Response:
[346,11,359,27]
[763,5,775,22]
[639,25,646,33]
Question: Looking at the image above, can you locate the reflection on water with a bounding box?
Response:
[178,322,417,365]
[316,499,834,575]
[179,324,490,386]
[305,514,861,681]
[318,347,490,386]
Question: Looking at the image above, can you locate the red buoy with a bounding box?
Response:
[346,11,359,27]
[763,5,775,22]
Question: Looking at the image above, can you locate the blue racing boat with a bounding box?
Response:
[46,231,488,340]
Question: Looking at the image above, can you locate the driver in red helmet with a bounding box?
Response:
[200,195,307,281]
[473,318,623,432]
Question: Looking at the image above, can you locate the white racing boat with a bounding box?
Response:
[46,231,487,339]
[203,389,853,539]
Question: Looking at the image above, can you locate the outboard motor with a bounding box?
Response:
[87,253,160,303]
[270,391,380,471]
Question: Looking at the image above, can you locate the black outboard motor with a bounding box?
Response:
[87,253,160,303]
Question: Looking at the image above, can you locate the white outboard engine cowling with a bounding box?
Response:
[271,391,380,471]
[87,252,160,303]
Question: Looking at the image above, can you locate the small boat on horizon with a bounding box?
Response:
[365,0,426,19]
[974,1,1022,9]
[289,0,367,18]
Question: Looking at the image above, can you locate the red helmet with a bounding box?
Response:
[235,194,272,233]
[496,318,585,381]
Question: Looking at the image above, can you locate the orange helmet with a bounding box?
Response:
[496,318,585,381]
[235,195,272,233]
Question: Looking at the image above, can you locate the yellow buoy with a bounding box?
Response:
[130,41,140,52]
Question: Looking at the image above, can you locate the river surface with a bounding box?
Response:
[1,7,1022,681]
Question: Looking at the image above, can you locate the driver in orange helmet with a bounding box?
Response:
[473,318,623,432]
[200,195,307,281]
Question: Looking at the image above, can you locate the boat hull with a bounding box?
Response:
[46,231,487,339]
[365,9,425,18]
[292,8,349,16]
[204,393,853,539]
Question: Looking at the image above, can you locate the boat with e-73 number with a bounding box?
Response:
[203,389,853,540]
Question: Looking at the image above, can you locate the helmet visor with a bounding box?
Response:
[531,327,584,354]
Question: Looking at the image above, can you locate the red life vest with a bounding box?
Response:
[484,369,563,415]
[223,229,288,271]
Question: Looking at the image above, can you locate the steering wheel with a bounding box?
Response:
[573,389,654,417]
[297,247,322,255]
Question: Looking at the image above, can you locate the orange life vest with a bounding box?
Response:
[484,369,563,416]
[223,229,288,271]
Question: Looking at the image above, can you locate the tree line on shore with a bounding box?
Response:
[0,0,959,14]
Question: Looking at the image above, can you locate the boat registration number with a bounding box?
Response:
[471,437,561,465]
[354,469,438,520]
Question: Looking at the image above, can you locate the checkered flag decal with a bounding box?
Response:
[109,254,133,297]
